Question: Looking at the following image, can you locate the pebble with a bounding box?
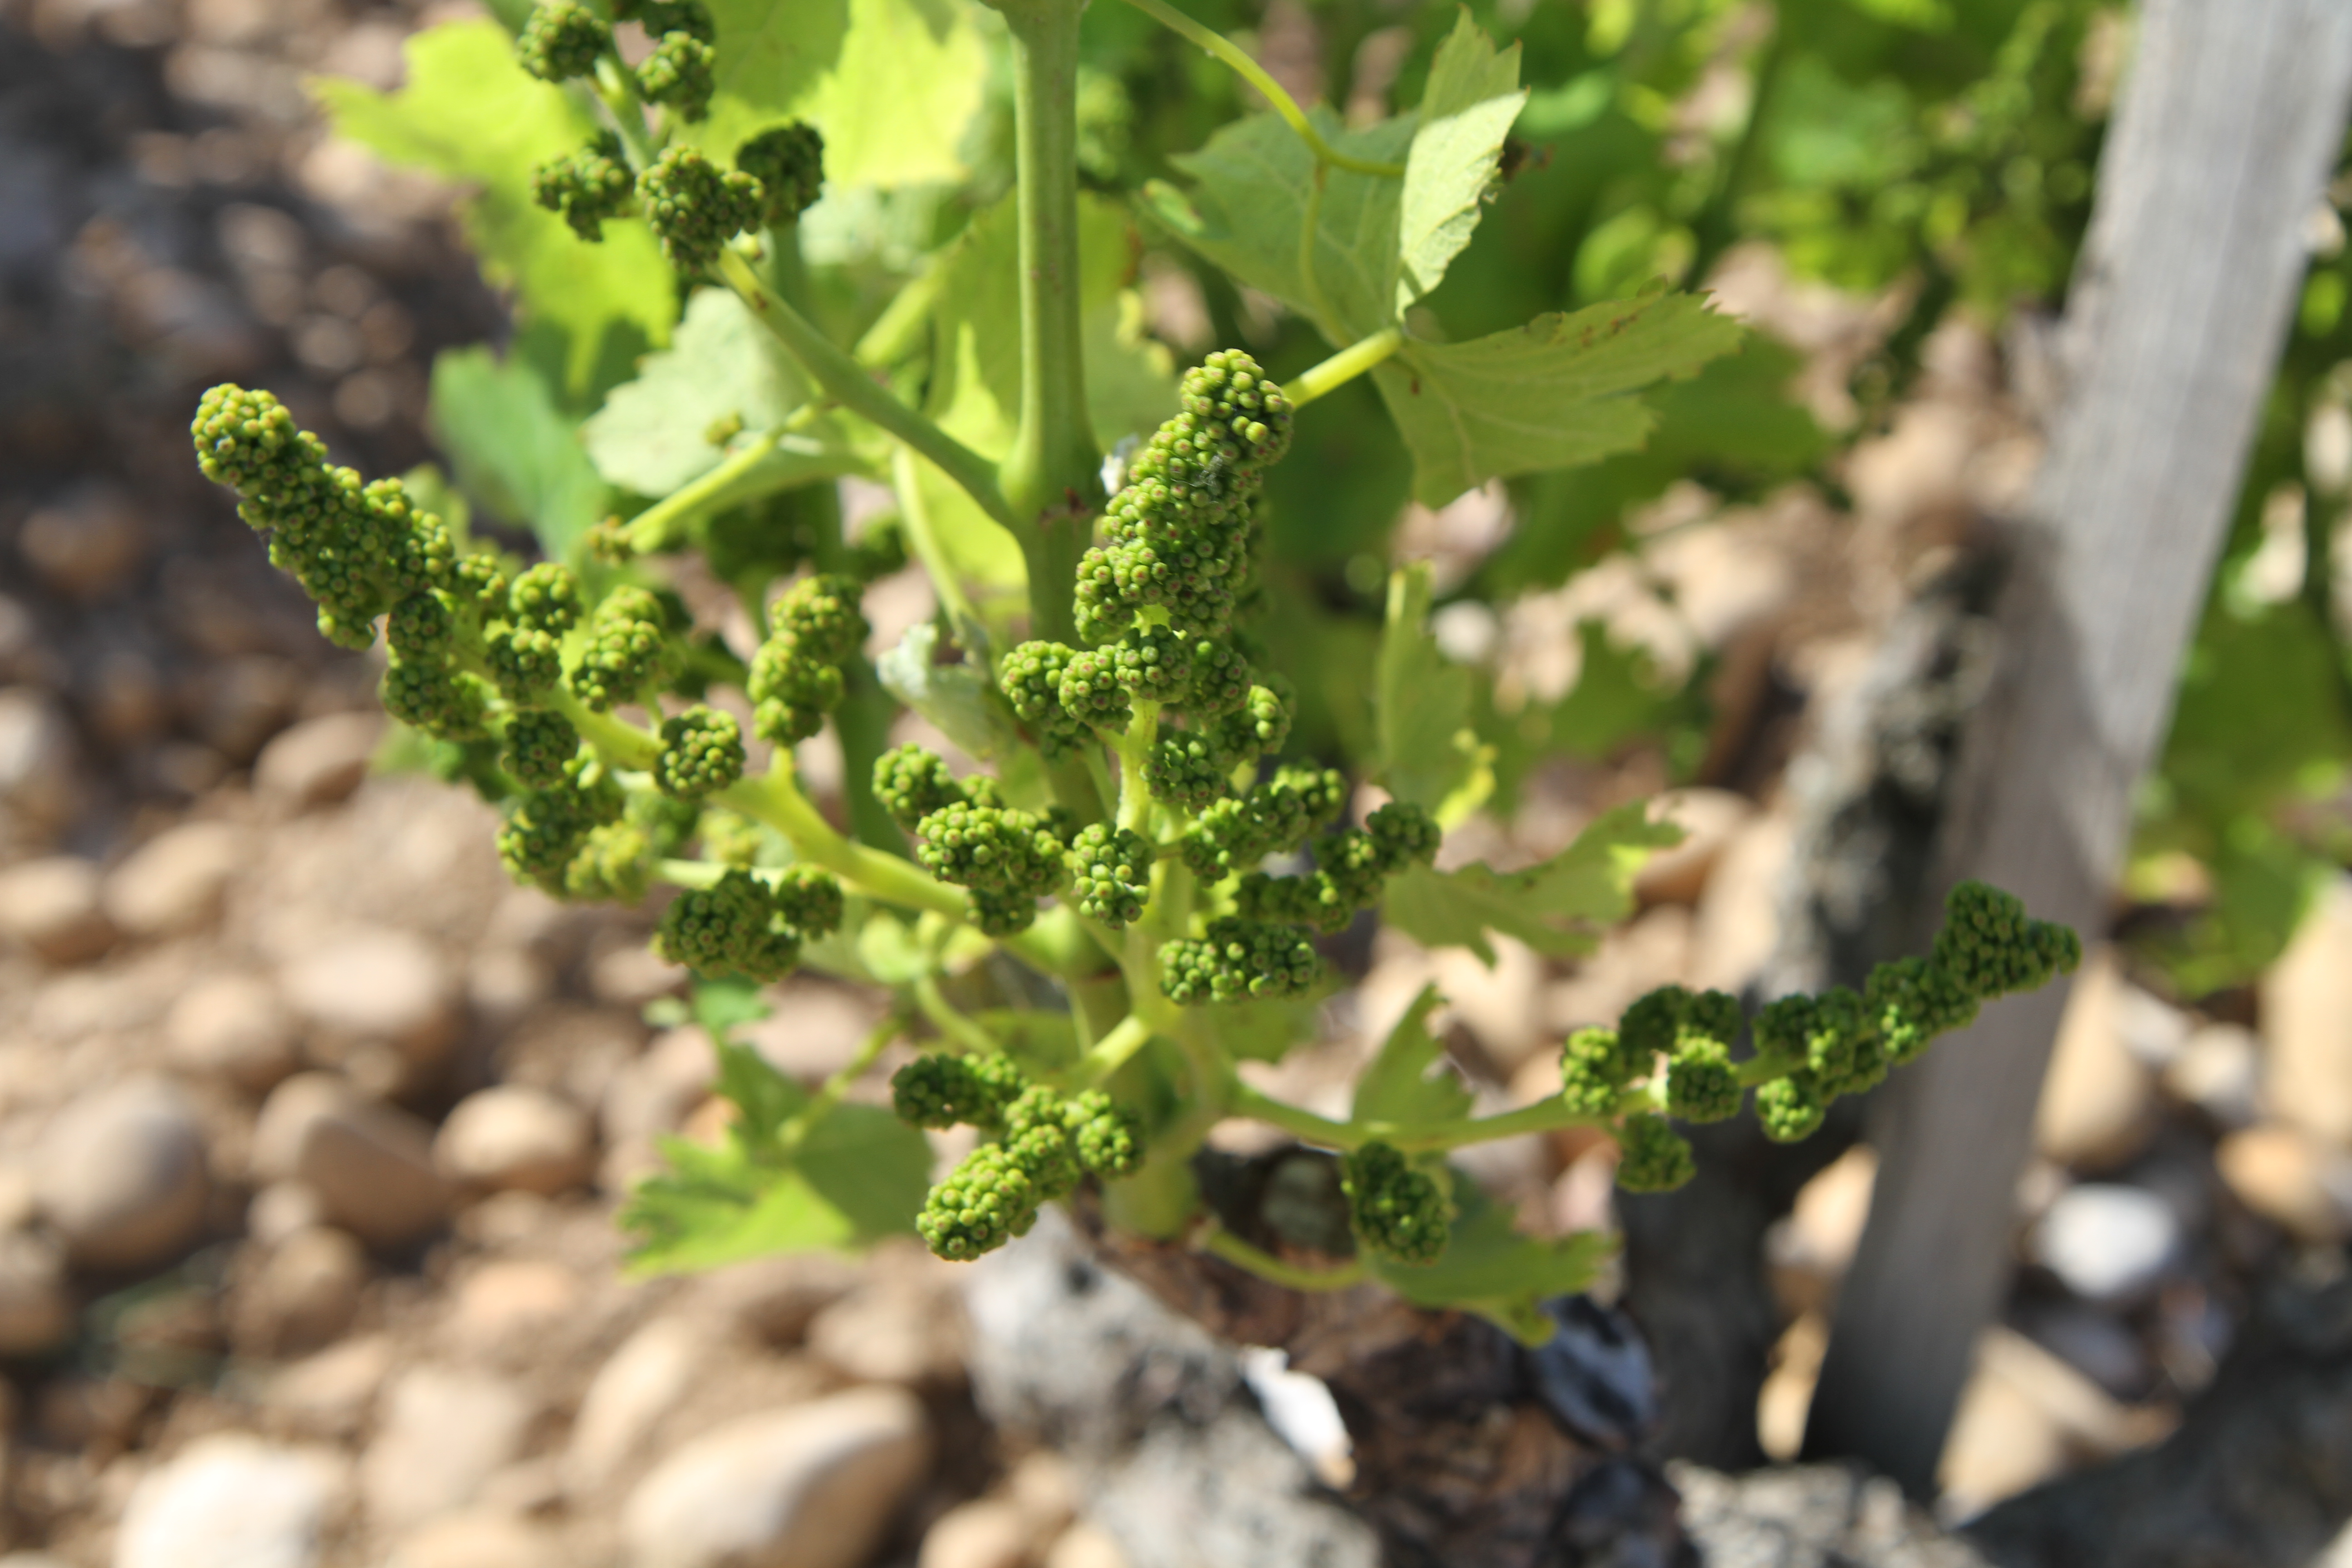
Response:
[444,1259,580,1356]
[0,686,81,831]
[235,1226,368,1356]
[808,1281,967,1387]
[262,1333,394,1435]
[2034,950,2157,1171]
[166,972,301,1093]
[2029,1183,2181,1303]
[2260,877,2352,1146]
[566,1316,704,1496]
[0,1229,74,1355]
[382,1512,565,1568]
[1633,788,1754,906]
[1044,1524,1130,1568]
[687,1251,862,1344]
[362,1365,536,1532]
[247,1181,328,1247]
[252,1073,448,1248]
[741,980,890,1084]
[435,1086,593,1196]
[600,1027,718,1191]
[253,711,380,812]
[35,1078,211,1271]
[0,857,114,965]
[1690,812,1793,994]
[103,821,250,938]
[19,485,147,599]
[921,1498,1040,1568]
[279,928,460,1072]
[2165,1023,2265,1129]
[1764,1147,1876,1313]
[1426,937,1546,1073]
[113,1433,346,1568]
[621,1387,933,1568]
[2217,1123,2352,1241]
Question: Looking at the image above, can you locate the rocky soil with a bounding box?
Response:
[5,0,2352,1565]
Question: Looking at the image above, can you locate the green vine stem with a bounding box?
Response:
[715,247,1020,535]
[1200,1225,1368,1290]
[588,58,659,168]
[1285,327,1404,407]
[991,0,1104,644]
[1225,1077,1663,1154]
[1117,0,1406,179]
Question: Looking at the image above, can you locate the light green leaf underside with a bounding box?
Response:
[314,21,673,403]
[427,347,608,562]
[1382,799,1683,965]
[1376,292,1746,506]
[696,0,987,188]
[1397,12,1527,312]
[1376,563,1494,823]
[582,288,859,497]
[1140,108,1417,342]
[1351,985,1474,1127]
[876,621,1021,760]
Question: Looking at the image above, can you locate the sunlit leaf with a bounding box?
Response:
[1351,985,1474,1126]
[427,347,608,561]
[1377,563,1493,823]
[1383,799,1681,964]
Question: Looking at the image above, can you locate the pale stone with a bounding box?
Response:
[686,1251,862,1344]
[363,1365,535,1532]
[253,712,380,812]
[741,980,891,1085]
[113,1433,346,1568]
[382,1512,564,1568]
[622,1387,932,1568]
[1763,1147,1876,1314]
[263,1333,394,1433]
[252,1074,447,1248]
[166,972,300,1092]
[1043,1524,1130,1568]
[1939,1326,2163,1517]
[2261,877,2352,1146]
[1633,788,1754,906]
[1426,936,1547,1073]
[2218,1123,2352,1241]
[808,1281,966,1387]
[0,857,113,965]
[2034,949,2157,1171]
[247,1181,328,1247]
[1689,812,1793,995]
[566,1316,703,1496]
[20,485,147,599]
[0,1230,73,1354]
[444,1259,579,1356]
[35,1078,210,1270]
[435,1086,593,1196]
[0,687,80,830]
[2029,1183,2180,1303]
[279,928,460,1070]
[921,1498,1039,1568]
[235,1227,368,1356]
[103,821,250,938]
[2164,1023,2265,1128]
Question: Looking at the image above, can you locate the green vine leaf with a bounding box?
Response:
[1396,11,1527,312]
[1376,563,1494,823]
[1382,799,1682,965]
[696,0,986,187]
[428,347,610,563]
[1351,985,1474,1126]
[622,1039,931,1274]
[315,20,673,404]
[1371,1181,1617,1342]
[875,622,1021,760]
[582,288,862,500]
[1376,292,1746,507]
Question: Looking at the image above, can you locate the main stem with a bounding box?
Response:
[996,0,1103,646]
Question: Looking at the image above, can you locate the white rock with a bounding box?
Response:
[622,1387,933,1568]
[2029,1183,2180,1303]
[2034,949,2157,1171]
[167,972,301,1092]
[114,1433,345,1568]
[35,1078,210,1270]
[1043,1524,1129,1568]
[807,1281,966,1387]
[252,1074,448,1248]
[443,1259,580,1357]
[279,928,460,1070]
[2164,1023,2265,1129]
[1689,812,1793,995]
[247,1181,328,1247]
[1426,936,1546,1073]
[920,1498,1039,1568]
[253,711,381,812]
[2218,1123,2352,1241]
[2261,877,2352,1146]
[0,1229,73,1354]
[0,857,113,965]
[103,821,250,938]
[363,1365,536,1532]
[382,1511,564,1568]
[1633,788,1754,906]
[236,1226,368,1356]
[435,1086,593,1196]
[262,1333,394,1433]
[566,1316,703,1496]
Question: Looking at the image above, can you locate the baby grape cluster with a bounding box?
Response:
[655,866,845,983]
[890,1053,1144,1261]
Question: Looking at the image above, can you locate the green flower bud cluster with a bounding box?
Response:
[1233,800,1441,934]
[637,145,763,273]
[1212,678,1294,762]
[516,0,607,81]
[1067,824,1152,929]
[1613,1113,1697,1194]
[1000,641,1094,759]
[654,705,745,799]
[532,131,634,240]
[889,1053,1145,1260]
[654,865,843,982]
[1159,916,1319,1004]
[635,29,715,122]
[568,586,678,712]
[1143,731,1228,810]
[1073,351,1294,643]
[502,710,582,790]
[496,757,626,892]
[913,803,1068,900]
[872,744,970,832]
[1340,1142,1452,1265]
[734,123,827,228]
[515,0,716,120]
[1179,765,1347,883]
[748,573,869,745]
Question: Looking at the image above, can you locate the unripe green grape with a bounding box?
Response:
[653,705,745,799]
[1000,641,1092,758]
[1055,647,1131,731]
[1341,1142,1451,1265]
[617,0,714,41]
[872,745,965,833]
[1112,624,1192,700]
[386,592,456,662]
[1363,801,1441,875]
[1066,824,1152,929]
[892,1052,1026,1130]
[769,865,845,936]
[1158,916,1319,1005]
[967,887,1039,938]
[772,573,868,665]
[1211,680,1293,761]
[914,803,1066,897]
[1614,1114,1696,1193]
[636,30,715,122]
[532,132,635,241]
[1063,1090,1144,1179]
[516,0,608,82]
[735,122,825,227]
[502,709,581,791]
[507,562,582,635]
[1183,637,1251,715]
[918,1144,1039,1261]
[1755,1073,1827,1143]
[637,145,764,273]
[563,821,653,903]
[568,586,676,712]
[1665,1038,1741,1123]
[485,624,562,704]
[1144,731,1228,810]
[382,659,492,741]
[1560,1027,1629,1117]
